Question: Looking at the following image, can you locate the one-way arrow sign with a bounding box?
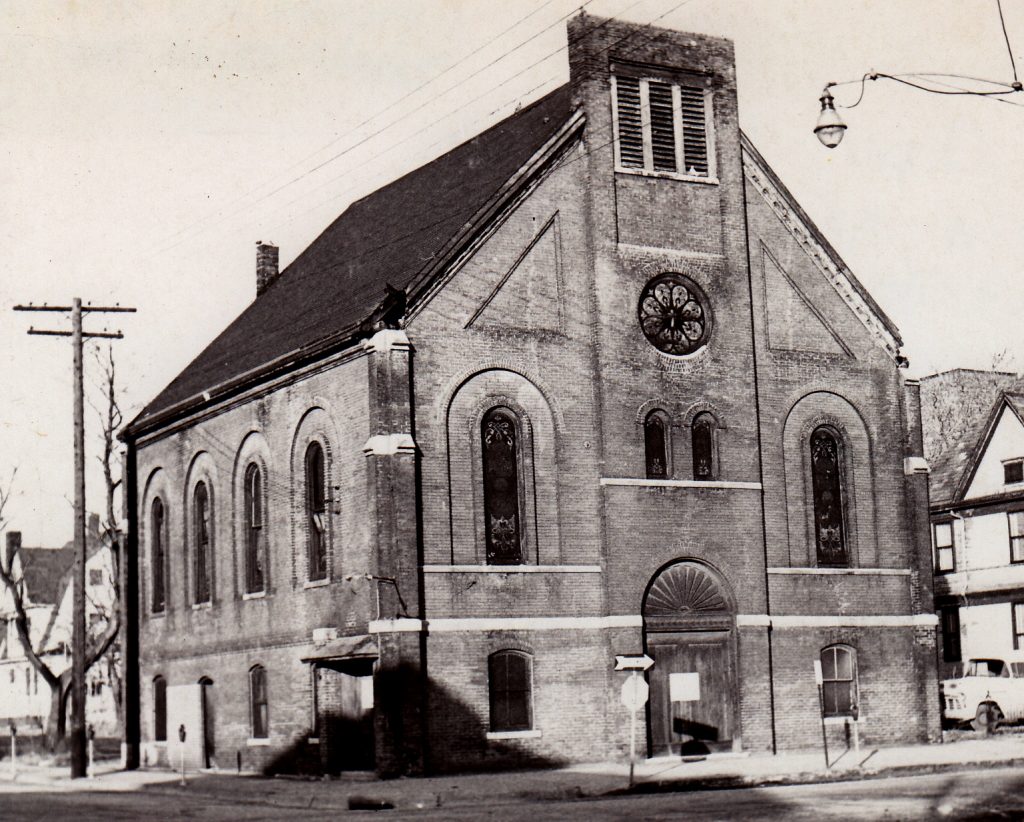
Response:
[614,654,654,671]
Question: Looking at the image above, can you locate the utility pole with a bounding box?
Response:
[13,299,135,779]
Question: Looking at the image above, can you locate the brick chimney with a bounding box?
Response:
[5,531,21,571]
[256,241,279,296]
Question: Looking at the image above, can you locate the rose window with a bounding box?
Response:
[637,273,709,355]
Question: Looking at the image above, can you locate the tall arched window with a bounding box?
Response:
[482,408,522,565]
[488,650,533,732]
[810,426,848,567]
[249,665,268,739]
[244,463,265,593]
[305,442,327,581]
[193,481,212,604]
[644,411,668,479]
[820,645,858,717]
[153,675,167,742]
[692,413,716,480]
[151,498,166,613]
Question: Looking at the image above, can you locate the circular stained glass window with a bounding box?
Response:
[637,273,709,355]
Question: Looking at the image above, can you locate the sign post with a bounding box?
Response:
[616,654,654,789]
[813,660,829,769]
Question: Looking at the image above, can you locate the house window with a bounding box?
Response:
[644,411,669,479]
[933,521,955,572]
[305,442,328,581]
[151,497,166,613]
[810,427,848,567]
[481,408,523,565]
[193,481,212,604]
[1010,512,1024,564]
[489,650,533,732]
[244,463,265,594]
[250,665,269,739]
[89,568,103,586]
[692,413,716,480]
[1014,603,1024,650]
[612,72,712,177]
[940,605,961,663]
[1005,459,1024,485]
[820,645,857,717]
[153,676,167,742]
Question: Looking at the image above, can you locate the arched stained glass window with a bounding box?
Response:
[244,463,265,593]
[810,427,848,567]
[644,412,668,479]
[305,442,327,581]
[692,414,715,480]
[153,675,167,742]
[151,498,166,614]
[820,645,858,717]
[489,650,533,732]
[193,481,212,604]
[481,408,522,565]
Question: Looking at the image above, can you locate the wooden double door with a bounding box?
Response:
[647,630,735,755]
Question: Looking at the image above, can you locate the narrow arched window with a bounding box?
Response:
[482,408,522,565]
[820,646,858,717]
[244,463,265,593]
[193,481,212,604]
[150,498,166,613]
[644,412,668,479]
[305,442,327,581]
[692,413,715,480]
[489,650,533,732]
[153,675,167,742]
[249,665,268,739]
[810,427,848,566]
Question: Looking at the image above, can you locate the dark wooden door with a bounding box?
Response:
[318,660,375,772]
[647,631,734,755]
[199,679,215,769]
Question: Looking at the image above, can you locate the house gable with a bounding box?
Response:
[962,396,1024,501]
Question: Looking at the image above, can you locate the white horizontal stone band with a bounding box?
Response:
[600,478,762,490]
[904,456,930,475]
[363,433,416,455]
[368,613,938,633]
[486,729,542,741]
[423,565,602,574]
[767,567,911,576]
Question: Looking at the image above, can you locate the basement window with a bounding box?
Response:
[611,68,715,181]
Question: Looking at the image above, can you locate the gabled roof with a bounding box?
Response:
[18,547,75,606]
[127,85,575,436]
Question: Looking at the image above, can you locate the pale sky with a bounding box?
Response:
[2,0,1022,544]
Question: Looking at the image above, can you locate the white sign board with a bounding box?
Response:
[669,672,700,702]
[620,676,649,711]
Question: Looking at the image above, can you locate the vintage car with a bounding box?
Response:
[941,657,1024,730]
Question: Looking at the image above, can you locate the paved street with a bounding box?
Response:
[3,766,1024,820]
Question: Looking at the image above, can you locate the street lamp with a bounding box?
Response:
[814,86,847,149]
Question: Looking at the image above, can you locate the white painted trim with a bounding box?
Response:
[242,591,266,601]
[362,433,416,456]
[486,729,542,741]
[246,738,271,747]
[423,565,602,574]
[362,328,411,353]
[426,615,642,632]
[767,567,911,577]
[769,614,938,628]
[904,457,930,476]
[368,618,424,634]
[600,478,761,490]
[617,242,724,262]
[735,614,772,627]
[303,578,331,589]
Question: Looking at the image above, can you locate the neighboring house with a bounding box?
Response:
[121,14,938,777]
[0,516,119,736]
[924,371,1024,679]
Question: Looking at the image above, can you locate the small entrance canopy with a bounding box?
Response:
[301,634,378,662]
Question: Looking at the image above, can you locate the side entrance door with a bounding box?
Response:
[199,677,215,769]
[316,659,375,773]
[648,631,734,755]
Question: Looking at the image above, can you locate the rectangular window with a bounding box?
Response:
[1010,512,1024,563]
[1014,603,1024,650]
[940,605,961,663]
[933,521,955,573]
[489,651,533,732]
[613,71,713,179]
[89,568,103,586]
[1005,459,1024,485]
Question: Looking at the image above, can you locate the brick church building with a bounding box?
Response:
[121,15,940,776]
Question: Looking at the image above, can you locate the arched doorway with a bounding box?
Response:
[642,561,737,755]
[198,677,215,769]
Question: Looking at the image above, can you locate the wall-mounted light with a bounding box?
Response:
[814,86,847,149]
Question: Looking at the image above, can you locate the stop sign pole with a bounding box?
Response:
[616,654,654,788]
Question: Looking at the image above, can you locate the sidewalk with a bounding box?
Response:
[2,733,1023,812]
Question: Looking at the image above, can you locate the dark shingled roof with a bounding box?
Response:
[19,547,75,606]
[130,85,574,432]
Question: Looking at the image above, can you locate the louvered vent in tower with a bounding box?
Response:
[615,76,644,168]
